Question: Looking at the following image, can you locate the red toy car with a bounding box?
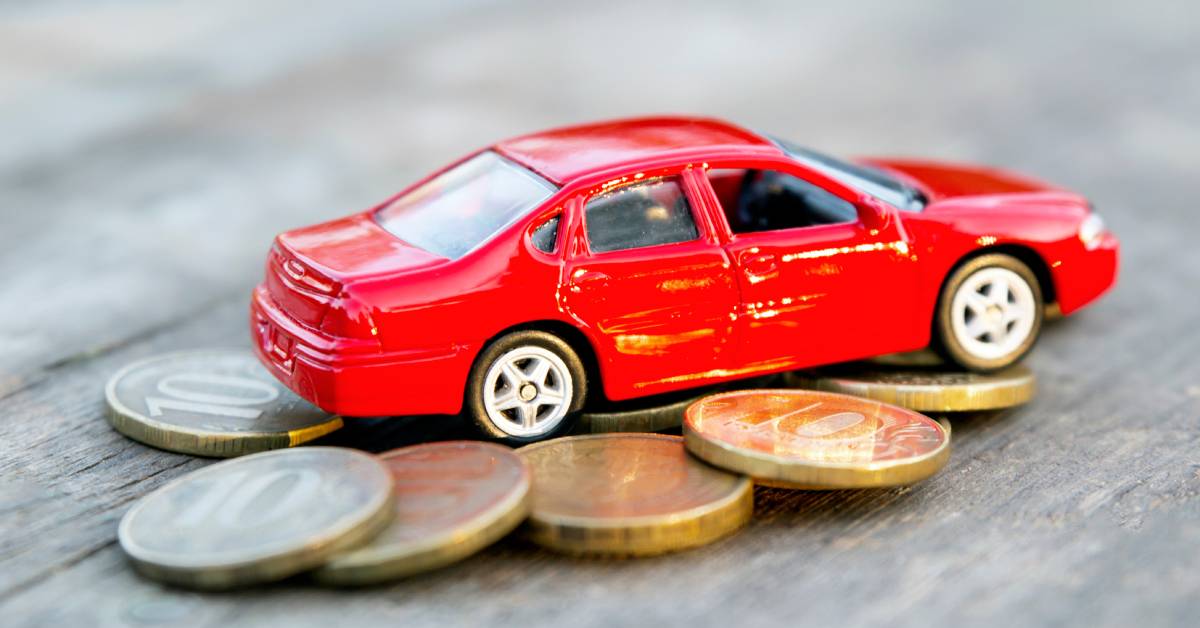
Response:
[251,116,1118,441]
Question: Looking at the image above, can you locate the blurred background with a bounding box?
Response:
[3,1,1200,626]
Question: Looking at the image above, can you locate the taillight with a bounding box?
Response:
[320,293,382,346]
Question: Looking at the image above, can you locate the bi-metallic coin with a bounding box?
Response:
[106,350,341,457]
[518,433,752,556]
[684,389,950,489]
[313,441,531,585]
[118,447,394,589]
[785,364,1035,412]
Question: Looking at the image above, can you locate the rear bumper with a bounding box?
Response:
[1053,232,1120,316]
[250,285,473,417]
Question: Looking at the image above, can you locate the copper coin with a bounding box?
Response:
[518,434,752,556]
[785,364,1034,411]
[313,441,531,585]
[684,389,950,489]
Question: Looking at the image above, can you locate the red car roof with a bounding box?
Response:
[494,116,777,184]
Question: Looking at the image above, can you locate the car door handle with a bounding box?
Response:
[743,253,778,276]
[569,270,610,292]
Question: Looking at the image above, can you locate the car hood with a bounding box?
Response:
[861,158,1063,202]
[275,213,447,282]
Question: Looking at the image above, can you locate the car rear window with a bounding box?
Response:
[376,151,557,259]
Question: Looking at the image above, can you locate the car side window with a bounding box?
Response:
[584,177,699,254]
[530,215,560,254]
[707,168,857,234]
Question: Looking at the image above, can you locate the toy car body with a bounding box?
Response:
[251,116,1118,440]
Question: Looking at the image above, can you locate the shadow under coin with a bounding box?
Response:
[309,414,479,453]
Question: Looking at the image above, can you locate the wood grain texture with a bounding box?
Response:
[2,1,1198,626]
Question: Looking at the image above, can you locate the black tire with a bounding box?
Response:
[465,330,587,443]
[933,253,1044,372]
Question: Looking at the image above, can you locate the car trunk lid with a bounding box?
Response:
[266,214,446,329]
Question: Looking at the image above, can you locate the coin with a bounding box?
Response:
[312,441,531,585]
[684,389,950,489]
[106,350,341,457]
[518,433,752,556]
[118,447,394,589]
[867,348,945,368]
[577,393,704,434]
[578,377,783,434]
[784,364,1035,412]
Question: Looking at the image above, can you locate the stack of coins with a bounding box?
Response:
[107,348,1031,588]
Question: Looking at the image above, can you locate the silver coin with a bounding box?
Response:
[118,447,394,589]
[105,349,341,457]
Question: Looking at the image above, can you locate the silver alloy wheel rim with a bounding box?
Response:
[951,266,1037,361]
[482,345,573,438]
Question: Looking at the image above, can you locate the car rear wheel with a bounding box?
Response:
[934,254,1044,371]
[465,330,586,443]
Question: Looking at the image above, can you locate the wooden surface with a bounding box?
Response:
[2,1,1199,626]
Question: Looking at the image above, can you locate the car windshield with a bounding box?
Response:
[376,151,557,259]
[771,136,926,211]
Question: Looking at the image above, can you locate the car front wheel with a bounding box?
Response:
[465,330,586,442]
[934,253,1044,371]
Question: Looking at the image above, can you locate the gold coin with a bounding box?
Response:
[784,364,1035,412]
[517,434,752,556]
[118,447,394,589]
[105,350,342,457]
[684,389,950,489]
[313,441,531,585]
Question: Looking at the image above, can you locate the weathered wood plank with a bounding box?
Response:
[2,1,1199,626]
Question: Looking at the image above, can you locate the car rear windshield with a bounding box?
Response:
[375,151,557,259]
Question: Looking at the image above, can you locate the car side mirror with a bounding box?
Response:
[857,197,890,230]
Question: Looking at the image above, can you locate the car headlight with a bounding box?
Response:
[1079,213,1106,246]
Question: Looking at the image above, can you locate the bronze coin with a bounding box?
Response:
[684,389,950,489]
[518,434,752,556]
[313,441,531,585]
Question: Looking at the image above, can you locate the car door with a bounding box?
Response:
[560,169,740,400]
[701,162,920,369]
